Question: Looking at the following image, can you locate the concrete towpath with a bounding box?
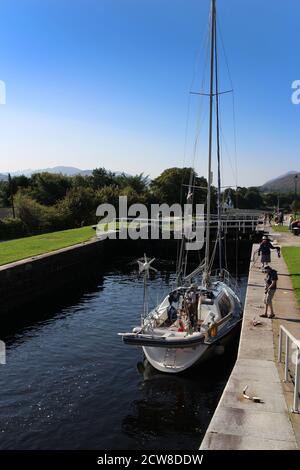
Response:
[200,237,300,450]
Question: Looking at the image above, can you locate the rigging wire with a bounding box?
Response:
[190,8,211,172]
[217,16,239,188]
[182,12,211,168]
[176,6,211,281]
[178,2,240,283]
[217,16,240,279]
[208,236,218,274]
[214,10,222,273]
[224,231,228,271]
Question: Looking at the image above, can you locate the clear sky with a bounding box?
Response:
[0,0,299,187]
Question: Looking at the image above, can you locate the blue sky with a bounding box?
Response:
[0,0,299,187]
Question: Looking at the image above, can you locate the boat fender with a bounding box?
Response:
[209,323,218,337]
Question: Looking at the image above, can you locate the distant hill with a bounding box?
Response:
[10,166,93,177]
[0,166,128,179]
[260,171,300,193]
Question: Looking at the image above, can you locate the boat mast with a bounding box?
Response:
[214,2,222,273]
[204,0,216,284]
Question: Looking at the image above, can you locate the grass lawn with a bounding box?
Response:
[0,226,95,266]
[282,246,300,305]
[272,225,289,233]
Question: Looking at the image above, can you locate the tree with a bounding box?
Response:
[244,187,263,209]
[15,193,66,233]
[262,193,278,208]
[11,175,30,192]
[15,193,45,232]
[58,187,96,227]
[120,186,138,205]
[114,173,149,194]
[72,174,93,189]
[0,180,10,207]
[92,168,115,189]
[29,172,71,205]
[150,167,207,206]
[0,217,27,239]
[223,187,236,208]
[291,200,300,215]
[95,185,120,208]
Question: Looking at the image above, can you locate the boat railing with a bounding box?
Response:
[95,214,261,237]
[210,269,241,298]
[278,325,300,414]
[144,295,170,328]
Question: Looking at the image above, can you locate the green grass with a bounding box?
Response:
[282,246,300,305]
[272,225,289,233]
[0,226,95,266]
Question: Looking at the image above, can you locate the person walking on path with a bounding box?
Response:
[268,213,273,225]
[260,266,278,319]
[258,236,280,269]
[289,214,294,230]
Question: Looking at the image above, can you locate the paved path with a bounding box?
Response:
[262,221,300,247]
[200,239,300,450]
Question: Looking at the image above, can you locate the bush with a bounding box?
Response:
[15,193,70,234]
[28,172,71,205]
[15,193,49,233]
[57,187,96,227]
[291,200,300,215]
[0,217,27,240]
[95,185,121,208]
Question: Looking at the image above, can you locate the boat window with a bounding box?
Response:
[218,294,231,318]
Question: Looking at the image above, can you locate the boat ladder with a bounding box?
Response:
[163,349,177,368]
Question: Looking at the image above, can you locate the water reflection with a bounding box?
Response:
[121,338,239,450]
[1,274,105,346]
[0,262,247,450]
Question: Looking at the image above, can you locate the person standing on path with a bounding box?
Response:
[260,266,278,319]
[258,236,280,269]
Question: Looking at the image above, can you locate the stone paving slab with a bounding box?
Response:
[232,359,280,382]
[208,406,296,442]
[202,433,297,450]
[238,332,275,361]
[223,377,287,413]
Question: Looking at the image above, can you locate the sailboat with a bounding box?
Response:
[119,0,243,373]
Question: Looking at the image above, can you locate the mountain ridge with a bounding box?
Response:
[0,166,127,179]
[260,171,300,193]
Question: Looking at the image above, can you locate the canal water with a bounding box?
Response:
[0,264,248,450]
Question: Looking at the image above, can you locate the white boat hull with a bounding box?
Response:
[143,343,209,373]
[121,276,243,374]
[143,316,242,373]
